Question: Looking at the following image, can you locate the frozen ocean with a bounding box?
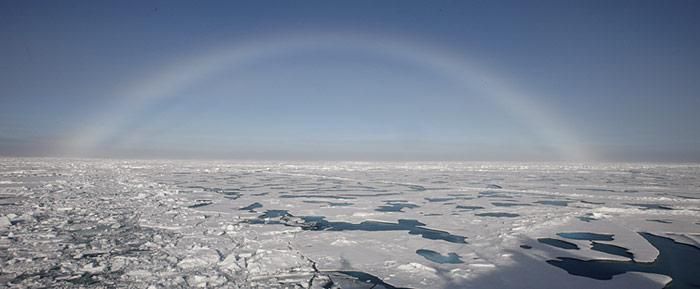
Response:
[1,159,699,288]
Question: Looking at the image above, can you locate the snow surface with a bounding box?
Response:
[0,159,698,288]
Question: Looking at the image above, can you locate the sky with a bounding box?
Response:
[1,0,699,161]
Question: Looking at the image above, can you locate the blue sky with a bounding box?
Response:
[1,0,699,161]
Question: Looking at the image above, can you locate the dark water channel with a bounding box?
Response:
[547,233,700,289]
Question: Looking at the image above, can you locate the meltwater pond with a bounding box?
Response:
[298,216,468,244]
[491,202,532,207]
[537,238,579,250]
[625,203,674,210]
[556,232,614,241]
[590,242,634,259]
[248,210,468,244]
[456,205,484,210]
[239,202,262,211]
[375,202,419,212]
[475,212,520,218]
[325,271,413,289]
[534,200,571,207]
[416,249,464,264]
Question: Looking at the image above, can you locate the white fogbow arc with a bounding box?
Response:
[65,32,592,160]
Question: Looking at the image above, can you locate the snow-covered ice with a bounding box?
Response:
[0,159,698,288]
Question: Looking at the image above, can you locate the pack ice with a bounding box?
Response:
[1,159,698,288]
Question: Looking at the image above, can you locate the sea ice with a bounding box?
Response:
[0,159,698,288]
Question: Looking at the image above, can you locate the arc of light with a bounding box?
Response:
[64,32,593,160]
